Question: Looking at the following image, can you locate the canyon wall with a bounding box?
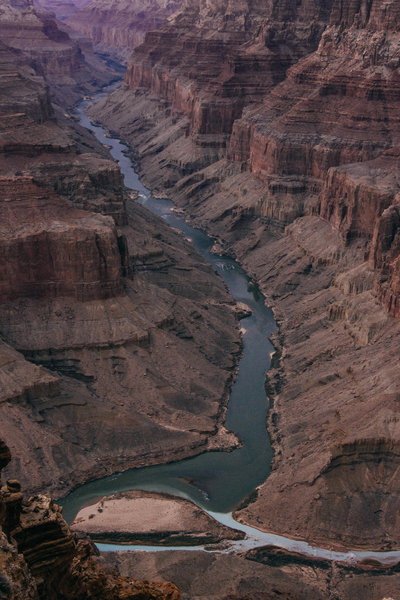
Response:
[91,0,400,550]
[0,0,242,505]
[65,0,182,61]
[0,0,116,106]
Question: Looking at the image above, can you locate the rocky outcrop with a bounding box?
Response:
[0,438,181,599]
[370,202,400,318]
[28,154,129,225]
[66,0,182,61]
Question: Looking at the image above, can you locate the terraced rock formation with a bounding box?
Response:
[91,0,400,550]
[0,0,115,106]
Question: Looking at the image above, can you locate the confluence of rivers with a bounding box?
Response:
[61,89,400,566]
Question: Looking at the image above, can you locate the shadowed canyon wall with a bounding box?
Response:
[64,0,182,61]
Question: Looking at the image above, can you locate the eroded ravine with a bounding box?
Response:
[61,91,400,567]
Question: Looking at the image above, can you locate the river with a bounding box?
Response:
[60,90,400,567]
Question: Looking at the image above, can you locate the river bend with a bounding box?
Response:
[61,90,400,567]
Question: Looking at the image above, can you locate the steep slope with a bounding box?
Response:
[91,0,400,549]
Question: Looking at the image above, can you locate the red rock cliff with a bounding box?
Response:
[0,0,115,106]
[126,0,335,139]
[0,177,124,303]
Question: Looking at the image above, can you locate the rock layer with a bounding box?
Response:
[0,177,123,302]
[0,0,116,106]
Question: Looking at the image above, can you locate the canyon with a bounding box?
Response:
[89,0,400,554]
[0,0,242,510]
[0,438,181,599]
[64,0,182,62]
[2,0,400,597]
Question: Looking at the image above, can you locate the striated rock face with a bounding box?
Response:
[125,0,334,140]
[28,154,129,225]
[110,0,400,316]
[0,438,181,600]
[120,0,400,261]
[227,6,400,236]
[66,0,182,61]
[0,177,124,303]
[91,0,400,551]
[0,0,80,76]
